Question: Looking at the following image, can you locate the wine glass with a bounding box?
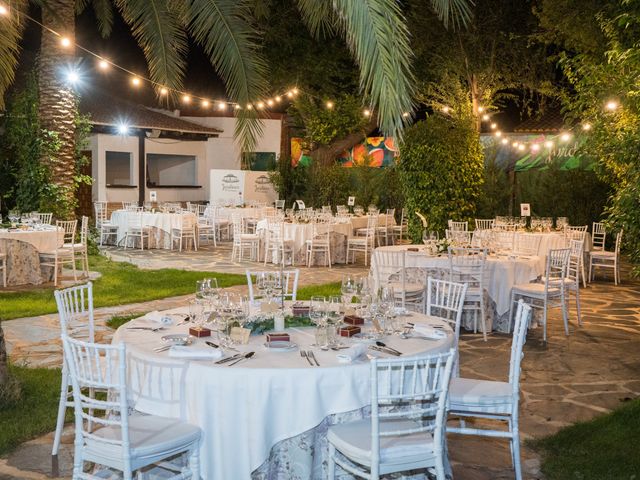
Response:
[310,296,328,347]
[189,299,204,331]
[327,296,343,347]
[196,280,209,301]
[341,274,357,306]
[377,286,396,334]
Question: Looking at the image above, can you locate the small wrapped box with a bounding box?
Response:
[339,325,361,337]
[266,332,290,342]
[292,303,310,317]
[407,247,420,252]
[344,315,365,325]
[188,326,211,338]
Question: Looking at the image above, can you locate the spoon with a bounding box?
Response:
[375,341,402,356]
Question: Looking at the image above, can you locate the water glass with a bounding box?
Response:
[341,274,357,305]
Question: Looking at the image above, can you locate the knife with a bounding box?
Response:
[215,353,242,364]
[375,341,402,356]
[228,351,255,366]
[206,341,220,349]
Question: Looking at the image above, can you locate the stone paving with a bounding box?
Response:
[1,247,639,479]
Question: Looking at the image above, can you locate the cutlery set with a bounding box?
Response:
[301,350,320,366]
[214,352,255,366]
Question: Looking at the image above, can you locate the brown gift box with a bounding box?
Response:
[339,325,361,337]
[292,303,311,317]
[344,315,365,325]
[188,326,211,338]
[266,332,290,342]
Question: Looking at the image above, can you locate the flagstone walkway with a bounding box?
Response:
[1,250,639,479]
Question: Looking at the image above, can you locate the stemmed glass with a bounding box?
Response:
[341,274,357,306]
[310,296,328,347]
[327,296,343,347]
[377,286,396,334]
[189,299,205,331]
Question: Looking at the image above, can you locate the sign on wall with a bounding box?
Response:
[210,170,277,205]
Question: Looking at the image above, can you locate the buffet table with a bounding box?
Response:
[0,226,63,285]
[371,245,542,332]
[113,307,453,479]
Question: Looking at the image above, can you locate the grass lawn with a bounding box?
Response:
[0,365,70,455]
[532,398,640,479]
[0,254,247,321]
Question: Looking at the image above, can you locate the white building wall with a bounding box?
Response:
[93,133,139,203]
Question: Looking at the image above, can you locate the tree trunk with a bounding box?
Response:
[38,0,77,218]
[309,117,379,166]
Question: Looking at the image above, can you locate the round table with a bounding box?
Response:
[113,307,454,479]
[256,220,352,264]
[0,227,63,285]
[110,210,197,249]
[371,245,542,333]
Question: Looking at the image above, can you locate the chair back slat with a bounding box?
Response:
[475,219,494,230]
[591,222,606,251]
[54,282,95,341]
[56,220,78,245]
[245,269,300,302]
[509,300,532,391]
[513,233,542,256]
[426,277,467,344]
[448,220,468,231]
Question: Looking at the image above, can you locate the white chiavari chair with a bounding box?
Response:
[445,229,472,247]
[448,300,532,480]
[231,214,260,261]
[263,218,295,267]
[62,335,202,479]
[40,219,78,285]
[513,233,542,256]
[589,230,623,285]
[447,220,468,231]
[72,216,90,277]
[327,349,456,480]
[374,249,425,312]
[94,202,118,246]
[347,214,377,266]
[123,211,149,250]
[474,218,494,230]
[34,212,53,224]
[448,247,488,341]
[305,219,332,268]
[170,212,198,251]
[591,222,606,252]
[245,269,300,303]
[391,208,408,243]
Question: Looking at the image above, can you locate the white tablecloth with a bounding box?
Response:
[113,308,453,479]
[256,220,353,264]
[0,227,63,252]
[349,214,396,232]
[371,245,541,318]
[110,210,197,249]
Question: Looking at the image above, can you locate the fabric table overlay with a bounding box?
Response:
[0,227,63,285]
[113,307,454,479]
[110,210,197,249]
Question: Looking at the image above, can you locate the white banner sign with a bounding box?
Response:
[210,169,245,205]
[243,171,277,205]
[520,203,531,217]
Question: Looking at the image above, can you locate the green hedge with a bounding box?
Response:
[398,116,484,241]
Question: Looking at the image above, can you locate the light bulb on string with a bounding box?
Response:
[98,59,109,70]
[182,94,191,104]
[560,132,571,142]
[518,144,525,151]
[490,123,497,129]
[159,87,168,96]
[442,106,450,114]
[495,130,502,137]
[201,99,210,108]
[531,144,540,153]
[218,102,226,111]
[286,91,294,98]
[478,106,485,113]
[605,100,618,111]
[275,96,282,103]
[292,88,299,95]
[545,140,554,149]
[246,104,253,110]
[363,109,371,117]
[131,76,141,87]
[326,101,334,109]
[512,142,519,148]
[256,101,265,110]
[60,37,72,48]
[402,112,410,118]
[482,114,489,121]
[234,104,242,110]
[582,123,592,131]
[501,138,509,145]
[0,4,8,15]
[267,99,274,107]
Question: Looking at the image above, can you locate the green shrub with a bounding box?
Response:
[398,115,484,241]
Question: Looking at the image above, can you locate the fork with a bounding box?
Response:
[308,350,320,366]
[300,350,314,366]
[127,326,165,332]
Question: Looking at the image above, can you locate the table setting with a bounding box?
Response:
[112,277,453,479]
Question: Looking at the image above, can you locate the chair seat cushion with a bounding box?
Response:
[449,378,513,412]
[85,415,201,461]
[388,282,424,295]
[590,251,615,259]
[328,419,435,468]
[512,282,561,296]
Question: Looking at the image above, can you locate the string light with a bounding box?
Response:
[256,101,265,109]
[501,138,509,145]
[98,59,109,70]
[275,96,282,103]
[131,76,141,87]
[478,106,485,113]
[159,87,168,96]
[442,106,450,113]
[292,88,299,95]
[60,37,72,48]
[234,104,242,110]
[582,123,592,130]
[286,91,294,98]
[402,112,410,118]
[201,99,210,108]
[531,144,540,152]
[512,142,519,148]
[246,104,253,110]
[0,4,8,15]
[545,140,554,149]
[267,99,274,107]
[490,123,497,129]
[518,144,525,151]
[495,130,502,137]
[605,100,618,111]
[482,114,490,121]
[218,102,226,111]
[363,109,371,117]
[182,94,191,104]
[326,101,334,109]
[560,132,571,142]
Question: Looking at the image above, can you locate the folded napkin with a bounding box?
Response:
[413,325,447,340]
[168,346,223,360]
[336,343,368,363]
[143,311,173,326]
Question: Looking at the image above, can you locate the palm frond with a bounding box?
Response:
[295,0,335,38]
[430,0,474,30]
[76,0,90,15]
[115,0,188,95]
[92,0,114,38]
[0,1,28,109]
[186,0,268,151]
[321,0,416,140]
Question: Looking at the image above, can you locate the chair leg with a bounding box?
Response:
[512,420,523,480]
[588,258,593,282]
[189,444,201,480]
[580,256,587,288]
[561,292,569,336]
[480,294,487,341]
[615,260,619,285]
[575,287,582,326]
[70,251,77,281]
[507,291,515,334]
[52,370,69,457]
[542,298,548,343]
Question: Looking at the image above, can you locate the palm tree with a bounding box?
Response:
[0,0,472,214]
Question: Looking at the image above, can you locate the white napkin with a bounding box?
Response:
[413,325,447,340]
[168,346,223,360]
[336,343,368,363]
[143,311,173,326]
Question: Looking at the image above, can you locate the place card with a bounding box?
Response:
[339,326,361,337]
[344,315,364,325]
[266,332,290,343]
[231,327,251,344]
[188,326,211,338]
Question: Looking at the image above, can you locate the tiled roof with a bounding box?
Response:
[513,110,567,133]
[80,91,222,135]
